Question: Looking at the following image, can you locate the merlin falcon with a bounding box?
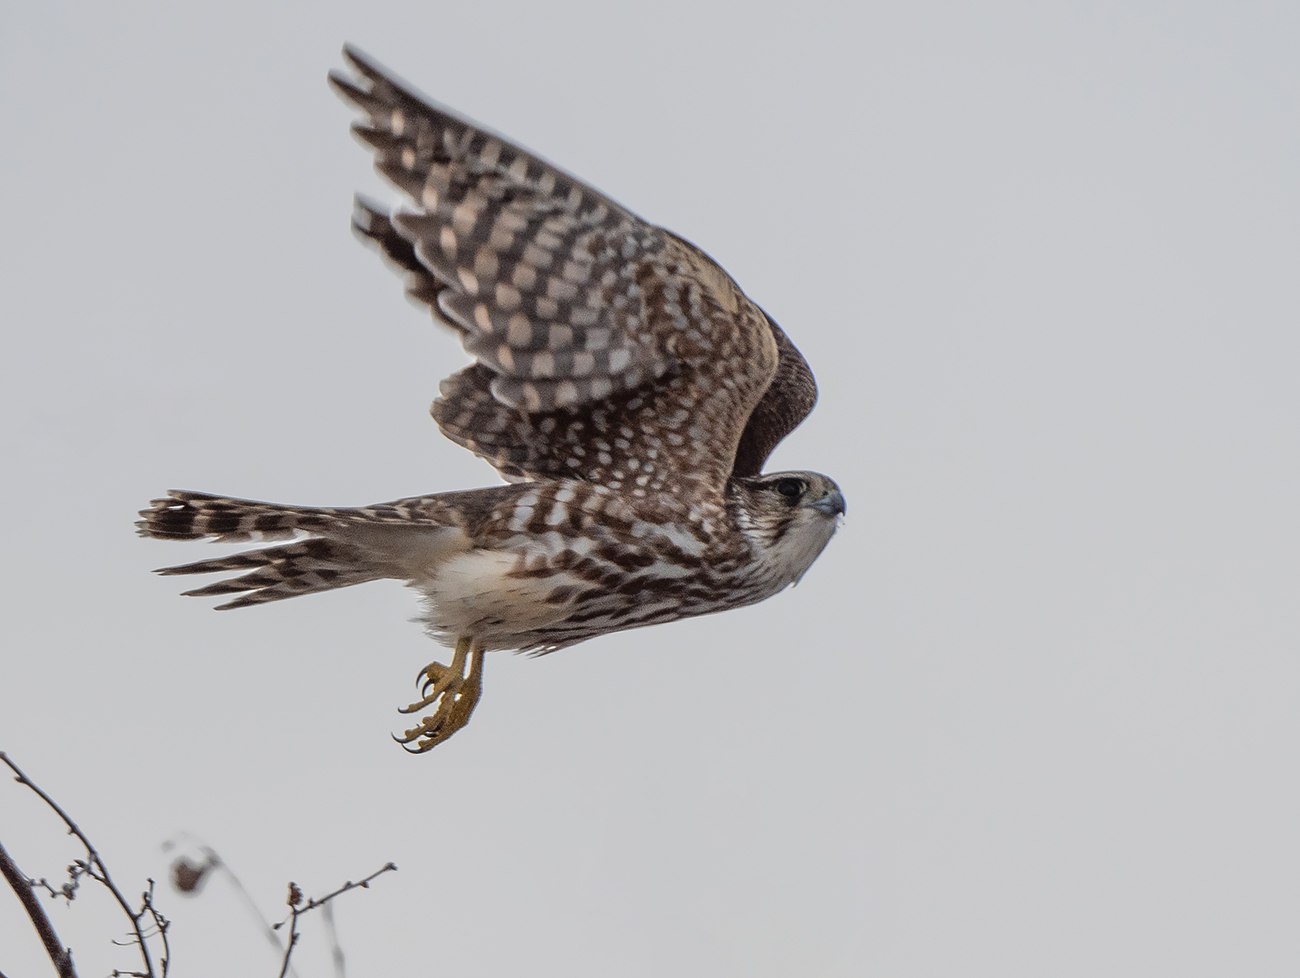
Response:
[139,46,846,752]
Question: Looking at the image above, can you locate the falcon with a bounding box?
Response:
[138,47,845,752]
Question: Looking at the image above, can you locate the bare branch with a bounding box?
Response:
[272,863,397,978]
[276,919,301,978]
[3,754,392,977]
[140,879,171,976]
[274,863,398,926]
[0,837,78,978]
[1,751,165,978]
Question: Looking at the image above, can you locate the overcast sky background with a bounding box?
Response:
[3,2,1298,975]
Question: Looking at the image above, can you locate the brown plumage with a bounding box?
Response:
[138,47,844,752]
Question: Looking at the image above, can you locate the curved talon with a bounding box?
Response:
[421,668,451,699]
[414,660,449,688]
[392,725,440,753]
[399,653,467,714]
[399,673,457,714]
[393,714,452,753]
[391,637,485,753]
[394,721,435,744]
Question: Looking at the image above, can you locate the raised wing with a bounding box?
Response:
[730,314,818,477]
[331,46,788,491]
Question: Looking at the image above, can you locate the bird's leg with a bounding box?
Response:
[394,636,485,753]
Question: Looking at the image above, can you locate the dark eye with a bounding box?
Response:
[772,477,806,500]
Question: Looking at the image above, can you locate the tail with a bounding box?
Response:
[138,490,385,609]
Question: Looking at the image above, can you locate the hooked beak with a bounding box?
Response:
[811,488,846,518]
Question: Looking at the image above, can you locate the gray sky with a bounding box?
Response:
[3,2,1298,975]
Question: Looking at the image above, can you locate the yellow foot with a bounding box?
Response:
[394,636,484,753]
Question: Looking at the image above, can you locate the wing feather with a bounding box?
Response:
[731,315,819,477]
[332,46,798,490]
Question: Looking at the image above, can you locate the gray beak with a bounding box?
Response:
[811,488,846,517]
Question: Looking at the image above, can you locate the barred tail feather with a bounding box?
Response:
[161,538,382,610]
[137,490,347,543]
[138,490,382,610]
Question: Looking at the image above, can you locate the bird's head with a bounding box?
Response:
[731,471,845,586]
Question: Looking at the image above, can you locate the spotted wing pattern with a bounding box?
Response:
[330,47,781,494]
[354,197,818,482]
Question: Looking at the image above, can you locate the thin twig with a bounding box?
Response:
[1,751,162,978]
[32,872,81,902]
[0,838,78,978]
[141,879,171,976]
[277,909,301,978]
[272,863,397,978]
[272,863,398,925]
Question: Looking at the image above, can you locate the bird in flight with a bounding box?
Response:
[138,46,845,752]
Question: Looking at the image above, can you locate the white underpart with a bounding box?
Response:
[749,509,841,590]
[417,549,571,645]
